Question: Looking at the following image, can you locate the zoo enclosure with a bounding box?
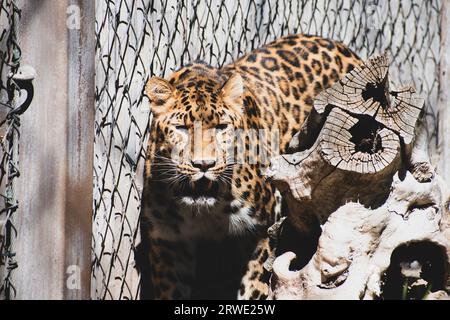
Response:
[0,0,448,299]
[93,0,445,300]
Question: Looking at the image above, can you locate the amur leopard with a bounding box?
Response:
[142,34,361,300]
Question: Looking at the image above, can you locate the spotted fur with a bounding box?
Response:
[143,34,361,300]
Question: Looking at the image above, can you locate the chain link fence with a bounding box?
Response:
[93,0,442,299]
[0,0,22,300]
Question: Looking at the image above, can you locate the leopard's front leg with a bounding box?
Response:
[238,237,274,300]
[148,226,197,300]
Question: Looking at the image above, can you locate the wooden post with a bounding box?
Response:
[438,0,450,184]
[13,0,94,299]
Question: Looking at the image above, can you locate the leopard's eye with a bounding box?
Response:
[174,124,188,131]
[215,124,229,131]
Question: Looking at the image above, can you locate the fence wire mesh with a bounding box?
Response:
[0,0,21,300]
[93,0,442,299]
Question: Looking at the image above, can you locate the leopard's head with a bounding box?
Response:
[146,63,244,207]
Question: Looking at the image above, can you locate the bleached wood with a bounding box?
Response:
[268,172,450,300]
[438,0,450,184]
[13,0,94,299]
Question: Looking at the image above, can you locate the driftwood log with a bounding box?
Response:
[269,172,450,300]
[265,53,450,299]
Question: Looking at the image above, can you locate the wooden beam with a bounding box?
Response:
[438,0,450,183]
[65,0,95,300]
[13,0,94,299]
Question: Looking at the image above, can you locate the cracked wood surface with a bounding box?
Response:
[266,53,426,231]
[314,53,423,144]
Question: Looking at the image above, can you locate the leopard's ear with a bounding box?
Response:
[221,73,244,115]
[146,77,174,115]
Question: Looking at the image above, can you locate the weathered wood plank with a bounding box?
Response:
[65,0,95,300]
[13,0,93,299]
[438,0,450,184]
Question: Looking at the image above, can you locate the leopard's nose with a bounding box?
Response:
[192,159,216,172]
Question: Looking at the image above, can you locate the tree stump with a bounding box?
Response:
[265,53,427,232]
[264,53,449,299]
